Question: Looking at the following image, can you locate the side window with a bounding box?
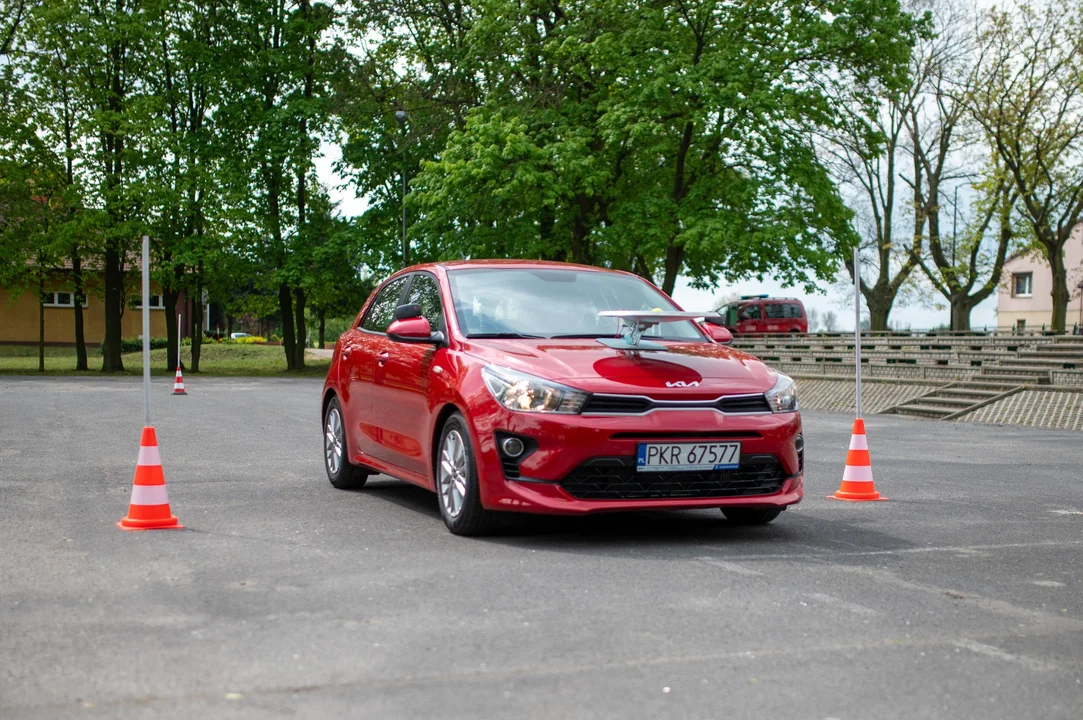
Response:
[739,303,760,321]
[360,277,408,333]
[405,273,445,332]
[765,303,785,319]
[784,303,803,319]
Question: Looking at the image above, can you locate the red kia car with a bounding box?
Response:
[321,261,803,535]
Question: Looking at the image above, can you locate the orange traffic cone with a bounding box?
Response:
[118,427,183,530]
[172,366,187,395]
[827,418,886,501]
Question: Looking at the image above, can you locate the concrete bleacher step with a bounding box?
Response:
[960,379,1027,391]
[894,404,957,418]
[938,387,1004,398]
[977,375,1043,385]
[915,396,978,408]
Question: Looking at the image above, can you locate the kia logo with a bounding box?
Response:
[665,380,699,388]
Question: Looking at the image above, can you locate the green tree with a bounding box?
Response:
[29,0,159,371]
[396,0,920,297]
[968,0,1083,333]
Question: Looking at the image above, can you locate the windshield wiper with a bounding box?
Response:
[466,333,546,339]
[548,333,613,339]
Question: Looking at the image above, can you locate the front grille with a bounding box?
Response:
[582,395,653,414]
[560,454,786,500]
[581,393,771,415]
[717,395,772,413]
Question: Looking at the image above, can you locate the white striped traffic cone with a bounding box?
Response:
[172,366,187,395]
[117,427,183,530]
[827,418,886,501]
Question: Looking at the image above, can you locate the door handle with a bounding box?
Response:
[377,351,390,365]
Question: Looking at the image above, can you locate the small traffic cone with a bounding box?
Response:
[118,427,183,530]
[172,365,187,395]
[827,418,886,501]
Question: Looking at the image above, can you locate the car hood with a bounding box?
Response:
[462,339,775,396]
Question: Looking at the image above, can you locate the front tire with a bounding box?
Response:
[436,413,494,536]
[722,507,783,525]
[324,397,369,490]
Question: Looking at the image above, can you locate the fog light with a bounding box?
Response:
[501,437,526,457]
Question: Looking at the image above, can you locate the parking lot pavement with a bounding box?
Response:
[1,376,1081,719]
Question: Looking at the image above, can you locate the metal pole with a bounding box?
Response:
[142,235,151,428]
[177,312,182,370]
[854,247,862,419]
[395,109,408,269]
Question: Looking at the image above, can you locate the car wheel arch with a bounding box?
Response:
[430,402,471,480]
[322,388,338,421]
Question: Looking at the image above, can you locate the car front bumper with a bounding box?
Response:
[467,400,804,515]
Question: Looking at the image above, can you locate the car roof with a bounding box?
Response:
[430,259,613,273]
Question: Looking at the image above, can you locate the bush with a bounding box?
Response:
[222,335,267,344]
[103,337,169,354]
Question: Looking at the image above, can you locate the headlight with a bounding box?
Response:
[481,365,588,414]
[765,372,798,413]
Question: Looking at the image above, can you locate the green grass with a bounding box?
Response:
[0,343,330,377]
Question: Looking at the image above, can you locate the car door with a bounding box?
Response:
[764,302,784,332]
[344,276,409,462]
[370,272,448,477]
[737,302,761,334]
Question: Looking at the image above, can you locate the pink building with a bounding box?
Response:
[998,223,1083,332]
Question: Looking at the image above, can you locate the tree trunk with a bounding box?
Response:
[191,286,203,372]
[661,244,683,296]
[164,289,181,371]
[1049,245,1069,333]
[38,274,45,373]
[71,250,88,371]
[866,300,892,333]
[950,295,972,332]
[101,245,124,372]
[293,287,307,370]
[318,310,326,349]
[279,282,296,370]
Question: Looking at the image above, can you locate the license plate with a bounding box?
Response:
[636,442,741,472]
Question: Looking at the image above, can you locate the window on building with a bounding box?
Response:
[131,294,166,310]
[1012,272,1033,297]
[1016,318,1027,333]
[42,291,88,308]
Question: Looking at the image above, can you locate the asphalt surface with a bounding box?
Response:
[1,376,1081,719]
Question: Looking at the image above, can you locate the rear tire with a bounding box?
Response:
[324,396,369,490]
[436,413,494,536]
[722,507,783,525]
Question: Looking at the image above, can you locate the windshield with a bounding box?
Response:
[446,268,707,341]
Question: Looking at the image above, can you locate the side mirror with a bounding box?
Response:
[387,316,444,344]
[394,303,423,321]
[703,322,733,344]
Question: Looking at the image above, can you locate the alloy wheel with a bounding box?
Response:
[439,429,468,518]
[325,407,343,476]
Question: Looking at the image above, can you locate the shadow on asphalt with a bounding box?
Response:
[354,477,917,558]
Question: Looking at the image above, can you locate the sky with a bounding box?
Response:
[315,149,1001,334]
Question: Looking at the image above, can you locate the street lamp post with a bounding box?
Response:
[394,110,408,268]
[1077,279,1083,334]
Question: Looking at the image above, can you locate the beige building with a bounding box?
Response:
[997,224,1083,333]
[0,269,168,345]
